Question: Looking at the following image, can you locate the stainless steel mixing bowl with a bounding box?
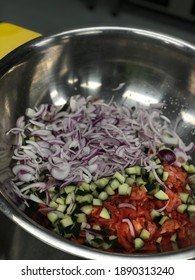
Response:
[0,26,195,259]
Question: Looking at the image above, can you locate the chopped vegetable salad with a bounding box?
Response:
[7,95,195,253]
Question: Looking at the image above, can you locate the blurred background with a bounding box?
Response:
[0,0,195,42]
[0,0,195,259]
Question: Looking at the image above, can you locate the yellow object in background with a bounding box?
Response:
[0,22,41,59]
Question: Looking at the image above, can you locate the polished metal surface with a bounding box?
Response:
[0,27,195,259]
[0,211,82,260]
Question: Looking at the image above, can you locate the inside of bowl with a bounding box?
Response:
[0,27,195,258]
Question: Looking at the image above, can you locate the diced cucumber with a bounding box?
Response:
[47,212,58,224]
[170,233,177,242]
[145,183,158,194]
[134,237,144,250]
[155,158,161,164]
[150,209,162,220]
[149,171,155,182]
[80,205,93,215]
[92,225,101,230]
[136,177,146,186]
[92,190,99,198]
[156,236,162,244]
[159,215,169,225]
[110,178,120,190]
[48,186,56,193]
[135,166,142,176]
[57,204,66,213]
[80,182,90,191]
[76,213,87,223]
[154,190,169,200]
[109,235,117,241]
[187,196,194,204]
[56,197,65,205]
[65,193,72,204]
[187,205,195,212]
[98,191,108,201]
[185,184,191,191]
[101,242,112,250]
[157,167,164,175]
[179,192,190,203]
[182,164,189,172]
[177,204,187,213]
[141,167,147,176]
[93,198,103,206]
[64,233,72,239]
[162,171,169,181]
[140,229,150,240]
[90,182,97,191]
[76,194,93,204]
[95,178,109,188]
[112,171,126,184]
[188,164,195,174]
[91,240,101,248]
[60,215,73,228]
[126,166,141,176]
[125,167,137,175]
[99,207,110,219]
[76,195,83,204]
[64,185,76,194]
[105,185,115,195]
[118,183,132,195]
[125,177,135,186]
[49,201,58,208]
[83,194,93,203]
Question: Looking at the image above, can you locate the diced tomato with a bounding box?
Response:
[132,217,145,234]
[130,186,148,202]
[84,165,194,253]
[146,221,158,239]
[116,222,134,251]
[160,219,180,234]
[163,164,188,191]
[165,189,181,212]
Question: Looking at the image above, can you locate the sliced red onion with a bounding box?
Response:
[174,148,188,166]
[122,218,135,238]
[183,142,195,155]
[66,192,75,214]
[12,164,36,175]
[155,200,169,212]
[16,116,25,128]
[34,104,46,118]
[84,227,108,236]
[158,149,176,164]
[100,137,120,150]
[85,164,97,174]
[31,129,53,137]
[29,194,45,204]
[9,95,191,204]
[51,164,70,180]
[6,128,25,135]
[29,120,45,127]
[161,135,178,146]
[152,168,167,188]
[20,182,46,193]
[23,149,38,159]
[118,203,136,210]
[18,173,36,182]
[160,115,171,124]
[36,141,51,149]
[25,108,36,118]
